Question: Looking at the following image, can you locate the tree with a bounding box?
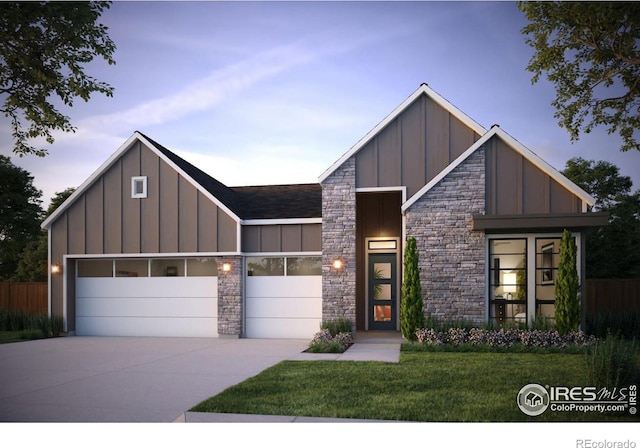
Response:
[0,155,43,280]
[562,157,632,211]
[519,2,640,152]
[13,187,75,282]
[0,1,116,157]
[561,158,640,278]
[555,229,580,335]
[400,237,424,341]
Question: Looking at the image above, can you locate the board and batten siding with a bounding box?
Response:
[484,135,584,216]
[241,224,321,252]
[49,141,238,329]
[355,93,481,198]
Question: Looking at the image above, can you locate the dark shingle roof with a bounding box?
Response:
[139,132,321,220]
[231,184,322,220]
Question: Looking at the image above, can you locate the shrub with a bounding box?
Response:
[0,310,63,338]
[555,229,580,335]
[415,326,597,351]
[586,310,640,340]
[400,237,424,341]
[307,329,353,353]
[320,318,352,336]
[585,333,639,389]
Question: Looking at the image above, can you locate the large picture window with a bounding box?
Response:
[535,238,561,325]
[489,239,527,325]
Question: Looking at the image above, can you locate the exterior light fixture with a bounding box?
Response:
[332,259,343,270]
[222,262,232,273]
[51,264,62,274]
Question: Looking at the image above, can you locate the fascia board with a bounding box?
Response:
[492,128,597,207]
[135,133,241,223]
[41,133,141,229]
[241,218,322,226]
[402,128,496,212]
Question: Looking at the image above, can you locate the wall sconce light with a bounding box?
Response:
[222,262,232,273]
[51,263,62,274]
[332,259,343,270]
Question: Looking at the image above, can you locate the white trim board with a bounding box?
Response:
[401,126,596,212]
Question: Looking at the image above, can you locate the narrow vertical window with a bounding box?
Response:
[131,176,147,198]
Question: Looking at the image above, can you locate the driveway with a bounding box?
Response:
[0,336,308,422]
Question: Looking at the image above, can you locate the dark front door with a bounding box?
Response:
[368,253,397,330]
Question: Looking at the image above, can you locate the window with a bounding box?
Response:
[115,259,148,277]
[489,239,527,325]
[77,259,113,278]
[535,238,561,324]
[187,258,218,277]
[131,176,147,198]
[286,257,322,276]
[151,259,184,277]
[247,257,284,276]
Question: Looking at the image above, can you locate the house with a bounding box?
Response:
[41,84,608,338]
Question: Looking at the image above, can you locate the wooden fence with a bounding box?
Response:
[584,279,640,315]
[0,282,48,315]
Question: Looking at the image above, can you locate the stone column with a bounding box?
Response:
[405,149,486,325]
[321,158,357,330]
[217,256,243,338]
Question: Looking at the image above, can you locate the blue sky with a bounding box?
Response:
[3,1,640,206]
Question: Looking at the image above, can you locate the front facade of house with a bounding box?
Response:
[42,84,608,338]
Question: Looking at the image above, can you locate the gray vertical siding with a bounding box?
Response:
[48,141,240,326]
[355,93,481,198]
[241,224,321,252]
[485,136,583,215]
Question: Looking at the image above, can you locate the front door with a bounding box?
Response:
[368,253,397,330]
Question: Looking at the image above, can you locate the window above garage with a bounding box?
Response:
[77,258,218,278]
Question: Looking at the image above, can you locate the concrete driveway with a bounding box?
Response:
[0,336,308,422]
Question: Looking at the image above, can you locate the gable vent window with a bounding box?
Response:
[131,176,147,198]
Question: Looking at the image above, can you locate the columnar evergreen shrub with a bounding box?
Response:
[400,237,424,341]
[555,229,581,335]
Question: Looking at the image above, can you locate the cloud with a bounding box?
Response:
[77,28,407,136]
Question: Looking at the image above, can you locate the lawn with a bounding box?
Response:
[0,330,43,344]
[191,351,637,422]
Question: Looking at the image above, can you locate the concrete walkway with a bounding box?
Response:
[0,332,403,423]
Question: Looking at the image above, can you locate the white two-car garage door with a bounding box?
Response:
[75,258,218,337]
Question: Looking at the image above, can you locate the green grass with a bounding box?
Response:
[191,352,637,422]
[0,330,43,344]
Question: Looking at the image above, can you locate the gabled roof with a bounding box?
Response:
[42,132,322,229]
[401,125,597,212]
[318,83,487,183]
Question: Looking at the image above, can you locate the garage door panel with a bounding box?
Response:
[246,276,321,298]
[76,316,218,337]
[245,318,320,339]
[246,297,321,319]
[76,277,217,298]
[76,296,218,318]
[245,275,321,338]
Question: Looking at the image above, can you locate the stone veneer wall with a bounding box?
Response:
[405,148,486,324]
[321,158,357,329]
[217,256,243,337]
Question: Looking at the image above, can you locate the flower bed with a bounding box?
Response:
[306,329,354,353]
[414,327,597,350]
